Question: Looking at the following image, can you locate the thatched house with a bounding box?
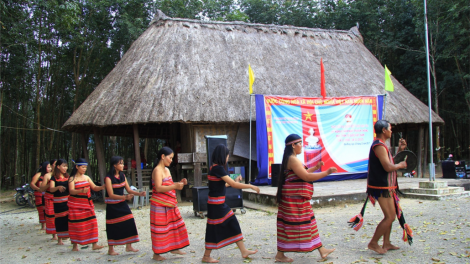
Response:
[62,10,443,187]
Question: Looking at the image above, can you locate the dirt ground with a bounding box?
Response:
[1,192,469,264]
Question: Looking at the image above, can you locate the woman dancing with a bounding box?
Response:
[202,144,260,263]
[275,134,337,262]
[31,161,50,230]
[49,159,70,245]
[68,158,105,251]
[150,147,189,261]
[40,162,57,240]
[105,156,145,255]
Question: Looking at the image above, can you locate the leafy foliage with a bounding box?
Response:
[1,0,468,184]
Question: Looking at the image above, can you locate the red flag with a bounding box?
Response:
[320,58,326,98]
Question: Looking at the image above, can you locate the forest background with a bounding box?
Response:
[1,0,469,186]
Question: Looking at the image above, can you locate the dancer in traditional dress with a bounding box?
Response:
[350,120,410,254]
[31,161,50,230]
[150,147,189,261]
[68,158,105,251]
[105,156,145,255]
[202,144,260,263]
[275,134,337,262]
[49,159,70,245]
[40,162,58,240]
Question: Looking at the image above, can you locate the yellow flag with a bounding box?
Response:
[248,64,255,94]
[384,65,394,92]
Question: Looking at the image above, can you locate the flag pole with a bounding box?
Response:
[248,64,255,184]
[424,0,435,181]
[382,94,387,119]
[249,94,253,183]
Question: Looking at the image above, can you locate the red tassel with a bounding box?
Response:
[402,223,413,244]
[348,214,364,231]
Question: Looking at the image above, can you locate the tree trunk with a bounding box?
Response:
[431,58,440,161]
[80,133,93,179]
[93,128,106,194]
[0,91,3,135]
[110,136,117,157]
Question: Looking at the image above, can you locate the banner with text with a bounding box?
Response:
[264,96,378,178]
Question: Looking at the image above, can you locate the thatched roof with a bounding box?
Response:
[62,10,443,135]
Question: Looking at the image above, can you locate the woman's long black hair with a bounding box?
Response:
[150,147,174,186]
[211,144,230,171]
[39,161,50,176]
[69,158,87,182]
[107,156,125,178]
[54,159,69,179]
[276,134,302,204]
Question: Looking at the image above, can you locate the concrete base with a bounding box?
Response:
[241,178,470,208]
[402,179,470,200]
[405,186,464,195]
[401,190,470,200]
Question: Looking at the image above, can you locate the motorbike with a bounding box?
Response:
[14,183,35,207]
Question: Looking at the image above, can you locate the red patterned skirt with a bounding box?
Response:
[44,193,56,234]
[277,195,322,252]
[150,204,189,254]
[34,191,45,223]
[68,197,98,245]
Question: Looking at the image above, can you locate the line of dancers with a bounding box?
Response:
[30,121,409,262]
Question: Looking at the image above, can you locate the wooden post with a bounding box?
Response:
[80,133,93,179]
[92,127,106,189]
[422,126,428,178]
[144,139,148,167]
[133,125,142,189]
[194,162,202,187]
[417,126,424,178]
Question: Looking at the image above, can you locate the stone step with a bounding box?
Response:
[419,181,448,189]
[405,187,464,195]
[401,190,470,200]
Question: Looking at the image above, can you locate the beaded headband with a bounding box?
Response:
[72,159,88,166]
[285,139,302,146]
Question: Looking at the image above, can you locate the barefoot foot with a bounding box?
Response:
[92,244,104,250]
[72,244,79,251]
[319,247,336,259]
[153,254,166,261]
[57,240,64,245]
[170,250,186,255]
[275,252,293,263]
[368,242,386,254]
[108,251,119,256]
[126,246,139,253]
[51,235,58,240]
[383,243,400,251]
[202,256,219,263]
[241,249,258,258]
